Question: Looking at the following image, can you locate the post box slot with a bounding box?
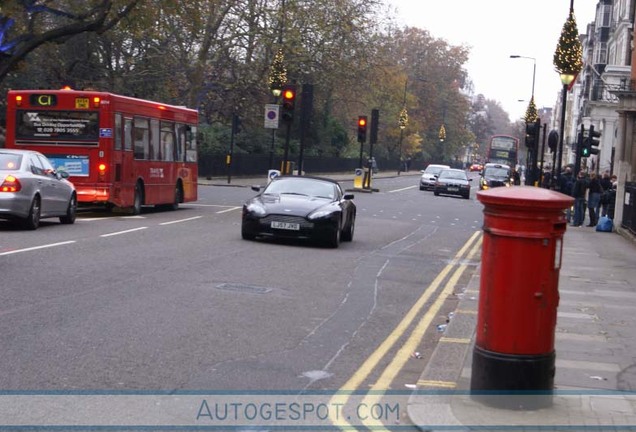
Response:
[554,222,567,233]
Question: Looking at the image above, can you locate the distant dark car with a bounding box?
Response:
[479,163,512,190]
[434,168,472,199]
[0,149,77,230]
[241,176,356,248]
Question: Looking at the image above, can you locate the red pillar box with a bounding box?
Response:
[470,186,573,408]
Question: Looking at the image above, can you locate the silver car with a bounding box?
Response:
[0,149,77,230]
[420,164,451,191]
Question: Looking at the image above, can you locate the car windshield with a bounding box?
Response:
[439,170,466,180]
[0,153,23,170]
[484,167,509,178]
[425,166,446,175]
[264,178,335,199]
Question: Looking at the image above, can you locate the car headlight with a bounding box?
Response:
[308,208,337,220]
[245,203,266,216]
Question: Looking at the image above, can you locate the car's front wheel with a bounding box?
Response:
[241,224,256,240]
[326,221,341,248]
[342,214,355,242]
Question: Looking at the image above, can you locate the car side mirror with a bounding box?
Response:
[251,185,261,192]
[344,193,354,200]
[58,171,70,179]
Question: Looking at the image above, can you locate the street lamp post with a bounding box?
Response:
[510,55,536,99]
[556,73,575,188]
[397,79,408,175]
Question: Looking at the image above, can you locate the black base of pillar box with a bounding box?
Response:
[470,345,555,410]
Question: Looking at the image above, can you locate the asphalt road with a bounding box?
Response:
[0,173,484,429]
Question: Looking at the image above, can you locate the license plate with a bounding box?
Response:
[271,221,300,230]
[447,187,459,192]
[75,98,89,109]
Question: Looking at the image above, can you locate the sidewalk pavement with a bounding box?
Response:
[408,218,636,430]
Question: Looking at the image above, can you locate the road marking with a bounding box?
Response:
[359,238,482,430]
[100,227,148,237]
[439,337,471,344]
[0,241,76,256]
[416,379,457,388]
[329,231,481,429]
[159,216,203,225]
[387,185,417,193]
[216,206,241,214]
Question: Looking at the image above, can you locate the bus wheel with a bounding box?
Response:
[169,183,183,211]
[132,183,142,215]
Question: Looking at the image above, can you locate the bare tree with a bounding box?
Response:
[0,0,139,83]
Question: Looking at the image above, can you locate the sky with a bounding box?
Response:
[386,0,598,121]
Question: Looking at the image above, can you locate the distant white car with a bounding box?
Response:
[0,149,77,230]
[420,164,451,191]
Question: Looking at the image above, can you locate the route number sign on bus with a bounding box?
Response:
[5,89,199,214]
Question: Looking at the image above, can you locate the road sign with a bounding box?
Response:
[267,169,280,183]
[264,104,279,129]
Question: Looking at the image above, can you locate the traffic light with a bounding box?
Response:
[548,130,559,153]
[525,122,538,148]
[580,132,591,157]
[588,125,601,156]
[281,85,296,123]
[357,116,367,143]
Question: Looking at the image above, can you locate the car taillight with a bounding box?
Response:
[1,175,21,192]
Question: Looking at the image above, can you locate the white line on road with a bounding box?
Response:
[100,227,148,237]
[159,216,203,225]
[387,185,417,193]
[0,241,76,256]
[216,206,241,214]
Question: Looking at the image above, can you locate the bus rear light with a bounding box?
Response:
[1,175,21,192]
[98,163,107,175]
[93,97,101,107]
[61,85,72,90]
[15,95,22,106]
[158,105,166,110]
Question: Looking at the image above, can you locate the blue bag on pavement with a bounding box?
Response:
[596,216,613,232]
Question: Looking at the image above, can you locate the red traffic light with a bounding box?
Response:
[358,118,366,127]
[357,116,368,143]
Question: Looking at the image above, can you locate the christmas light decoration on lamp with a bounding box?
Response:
[398,107,408,130]
[268,48,287,97]
[439,124,446,142]
[553,8,582,190]
[524,96,538,123]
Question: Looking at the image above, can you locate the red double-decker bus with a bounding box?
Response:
[487,135,519,169]
[4,88,198,214]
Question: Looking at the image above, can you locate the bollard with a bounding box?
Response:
[471,186,574,409]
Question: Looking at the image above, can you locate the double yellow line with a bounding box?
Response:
[329,230,482,430]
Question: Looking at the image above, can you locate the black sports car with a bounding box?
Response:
[241,176,356,248]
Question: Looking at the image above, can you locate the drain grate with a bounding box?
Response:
[215,283,272,294]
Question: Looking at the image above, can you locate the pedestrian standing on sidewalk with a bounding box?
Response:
[559,167,575,222]
[571,170,588,227]
[599,171,613,218]
[586,172,603,227]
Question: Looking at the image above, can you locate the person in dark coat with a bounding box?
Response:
[571,170,588,227]
[586,172,603,227]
